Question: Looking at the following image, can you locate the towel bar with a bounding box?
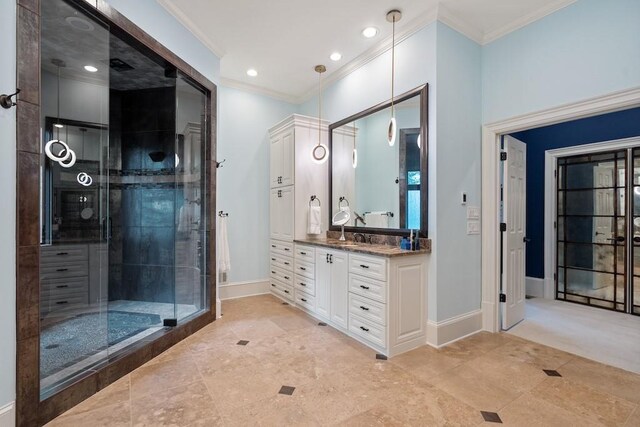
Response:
[309,195,321,207]
[218,211,229,217]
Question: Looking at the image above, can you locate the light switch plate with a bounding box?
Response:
[467,206,480,220]
[467,220,480,235]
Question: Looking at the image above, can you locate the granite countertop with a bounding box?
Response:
[294,238,431,257]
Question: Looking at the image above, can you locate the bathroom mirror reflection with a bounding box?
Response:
[329,84,428,237]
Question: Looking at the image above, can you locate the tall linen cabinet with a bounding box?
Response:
[269,115,328,302]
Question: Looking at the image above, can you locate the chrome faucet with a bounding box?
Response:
[354,211,366,226]
[353,233,366,243]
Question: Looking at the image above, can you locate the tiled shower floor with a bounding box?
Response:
[47,295,640,426]
[41,300,198,392]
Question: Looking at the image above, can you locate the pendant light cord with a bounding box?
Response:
[391,16,396,118]
[56,64,61,140]
[318,70,322,147]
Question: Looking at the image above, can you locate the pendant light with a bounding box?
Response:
[311,65,329,165]
[45,59,77,168]
[352,121,358,169]
[386,9,402,147]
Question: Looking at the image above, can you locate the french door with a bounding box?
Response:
[556,148,639,315]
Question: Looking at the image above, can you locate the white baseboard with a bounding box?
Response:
[219,279,269,300]
[526,276,545,298]
[426,309,483,348]
[0,402,15,427]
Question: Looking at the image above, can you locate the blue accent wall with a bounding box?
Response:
[511,107,640,279]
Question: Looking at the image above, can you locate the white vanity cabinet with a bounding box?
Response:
[314,248,349,329]
[268,115,328,303]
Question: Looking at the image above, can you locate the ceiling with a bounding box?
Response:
[157,0,577,102]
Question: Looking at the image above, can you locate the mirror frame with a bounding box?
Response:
[328,83,429,237]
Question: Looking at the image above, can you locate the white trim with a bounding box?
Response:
[220,78,300,105]
[219,279,269,301]
[436,4,484,44]
[482,87,640,333]
[482,0,577,45]
[156,0,226,58]
[0,402,15,427]
[426,309,483,348]
[526,277,545,298]
[543,136,640,302]
[268,114,329,135]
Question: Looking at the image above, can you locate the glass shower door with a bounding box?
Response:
[174,73,208,320]
[632,149,640,315]
[40,0,110,398]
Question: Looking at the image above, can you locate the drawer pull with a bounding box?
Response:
[360,264,370,269]
[284,248,291,252]
[56,285,69,289]
[360,326,369,332]
[56,301,68,305]
[284,262,290,265]
[299,282,306,287]
[271,258,276,261]
[56,268,69,272]
[271,283,276,287]
[301,298,307,302]
[272,245,276,248]
[359,306,369,311]
[284,276,290,280]
[360,285,370,290]
[271,271,276,274]
[300,251,307,255]
[284,290,290,294]
[56,252,69,256]
[299,267,306,271]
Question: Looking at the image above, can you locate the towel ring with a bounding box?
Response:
[309,195,321,207]
[339,196,350,208]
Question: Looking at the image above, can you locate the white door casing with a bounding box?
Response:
[502,135,527,330]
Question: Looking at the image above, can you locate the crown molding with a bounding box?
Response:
[482,0,577,45]
[436,4,484,44]
[219,77,300,104]
[157,0,226,58]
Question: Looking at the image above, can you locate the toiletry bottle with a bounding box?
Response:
[409,229,414,251]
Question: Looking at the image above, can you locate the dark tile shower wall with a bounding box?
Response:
[109,86,177,304]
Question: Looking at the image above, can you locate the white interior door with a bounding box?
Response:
[593,165,615,289]
[502,135,527,330]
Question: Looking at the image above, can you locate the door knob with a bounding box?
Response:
[607,236,625,243]
[634,236,640,243]
[523,237,531,243]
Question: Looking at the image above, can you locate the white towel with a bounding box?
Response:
[308,206,322,235]
[217,216,231,273]
[365,212,389,228]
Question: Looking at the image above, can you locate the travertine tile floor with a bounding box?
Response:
[47,294,640,426]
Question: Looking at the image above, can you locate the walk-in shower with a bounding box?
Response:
[39,0,210,399]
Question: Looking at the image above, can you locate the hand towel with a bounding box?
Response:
[217,216,231,273]
[365,211,389,228]
[308,205,322,235]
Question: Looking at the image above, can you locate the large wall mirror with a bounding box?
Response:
[329,84,428,237]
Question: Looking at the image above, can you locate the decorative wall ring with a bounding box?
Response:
[58,149,77,168]
[77,172,92,186]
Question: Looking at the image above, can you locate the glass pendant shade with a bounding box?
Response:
[352,148,358,168]
[387,117,397,146]
[417,133,421,149]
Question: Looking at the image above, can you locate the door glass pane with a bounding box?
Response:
[556,150,627,313]
[40,0,110,398]
[175,74,208,320]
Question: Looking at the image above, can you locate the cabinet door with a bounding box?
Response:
[280,186,294,241]
[270,136,283,188]
[281,130,295,187]
[270,188,280,240]
[315,249,331,320]
[329,251,349,329]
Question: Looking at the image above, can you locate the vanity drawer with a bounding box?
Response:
[270,252,293,272]
[349,254,387,281]
[43,292,89,312]
[40,261,88,281]
[349,274,387,303]
[349,293,386,326]
[349,313,386,349]
[294,245,315,263]
[294,259,314,279]
[270,280,294,302]
[270,265,294,287]
[270,240,293,257]
[294,274,315,296]
[41,245,89,264]
[295,292,315,311]
[41,277,88,298]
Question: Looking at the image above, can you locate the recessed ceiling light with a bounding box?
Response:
[84,65,98,73]
[54,123,64,129]
[362,27,378,38]
[330,52,342,61]
[246,69,258,77]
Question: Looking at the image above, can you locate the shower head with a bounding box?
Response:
[148,151,166,162]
